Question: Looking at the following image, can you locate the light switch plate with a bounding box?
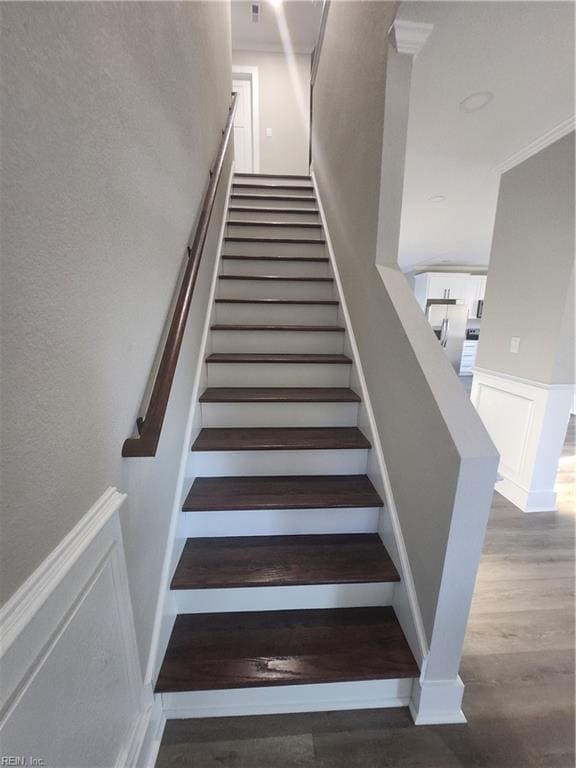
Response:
[510,336,520,354]
[266,127,273,137]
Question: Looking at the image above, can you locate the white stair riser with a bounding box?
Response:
[210,330,344,354]
[232,184,314,195]
[206,362,351,387]
[227,209,320,223]
[173,583,394,614]
[162,678,414,719]
[182,507,380,537]
[230,197,318,210]
[221,257,329,278]
[200,402,359,427]
[223,241,326,258]
[214,303,339,325]
[188,449,369,477]
[226,224,323,239]
[217,278,335,301]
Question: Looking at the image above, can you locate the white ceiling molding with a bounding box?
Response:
[389,19,433,57]
[494,115,576,175]
[232,42,314,55]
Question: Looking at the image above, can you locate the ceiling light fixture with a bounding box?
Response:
[429,195,446,202]
[459,91,494,113]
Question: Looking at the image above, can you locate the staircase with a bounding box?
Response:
[155,172,419,717]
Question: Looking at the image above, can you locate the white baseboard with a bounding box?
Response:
[132,696,166,768]
[0,487,153,768]
[409,676,466,725]
[472,367,572,512]
[162,678,415,719]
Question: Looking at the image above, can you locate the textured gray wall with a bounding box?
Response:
[477,132,575,385]
[1,1,232,668]
[311,0,497,645]
[233,50,311,175]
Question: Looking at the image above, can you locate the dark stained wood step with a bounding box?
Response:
[199,387,361,403]
[224,236,326,244]
[233,183,314,190]
[219,275,333,282]
[214,299,338,305]
[222,254,328,263]
[191,427,371,452]
[155,607,417,692]
[234,173,311,180]
[206,353,351,364]
[227,220,323,228]
[182,474,383,512]
[170,534,399,590]
[210,325,345,332]
[231,194,316,202]
[228,207,320,215]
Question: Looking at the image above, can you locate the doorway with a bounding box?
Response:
[232,66,260,173]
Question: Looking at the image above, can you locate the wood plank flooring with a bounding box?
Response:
[157,416,575,768]
[191,427,371,452]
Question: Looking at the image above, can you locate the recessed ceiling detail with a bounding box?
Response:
[429,195,446,202]
[459,91,494,113]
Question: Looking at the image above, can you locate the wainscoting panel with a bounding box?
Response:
[472,368,572,512]
[0,488,155,768]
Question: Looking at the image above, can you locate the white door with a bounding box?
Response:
[233,77,253,173]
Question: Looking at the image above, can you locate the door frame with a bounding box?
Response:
[232,64,260,173]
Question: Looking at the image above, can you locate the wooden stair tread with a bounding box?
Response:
[224,236,326,244]
[228,207,320,214]
[182,474,383,512]
[155,607,418,692]
[191,427,371,452]
[227,220,322,228]
[199,387,361,403]
[206,352,351,364]
[231,194,316,202]
[234,173,311,180]
[210,325,345,332]
[171,534,399,590]
[222,255,328,262]
[219,275,333,282]
[214,299,338,305]
[233,183,314,190]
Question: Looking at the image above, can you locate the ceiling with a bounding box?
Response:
[231,0,324,53]
[397,1,575,272]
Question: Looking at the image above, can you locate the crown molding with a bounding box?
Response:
[494,115,576,174]
[389,19,433,57]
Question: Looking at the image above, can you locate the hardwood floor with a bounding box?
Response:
[156,416,575,767]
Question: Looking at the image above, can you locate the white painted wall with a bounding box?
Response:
[232,50,311,175]
[0,0,232,681]
[477,133,575,386]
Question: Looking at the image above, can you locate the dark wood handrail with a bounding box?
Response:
[122,93,238,457]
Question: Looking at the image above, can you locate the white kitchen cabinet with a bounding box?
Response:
[414,272,471,311]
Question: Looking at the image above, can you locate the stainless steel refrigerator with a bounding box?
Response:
[426,301,469,372]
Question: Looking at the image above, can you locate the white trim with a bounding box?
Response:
[389,19,433,57]
[494,115,575,174]
[474,366,574,391]
[0,486,126,656]
[232,64,260,174]
[162,678,414,719]
[409,677,466,725]
[130,697,166,768]
[144,162,236,686]
[310,169,429,666]
[233,42,314,55]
